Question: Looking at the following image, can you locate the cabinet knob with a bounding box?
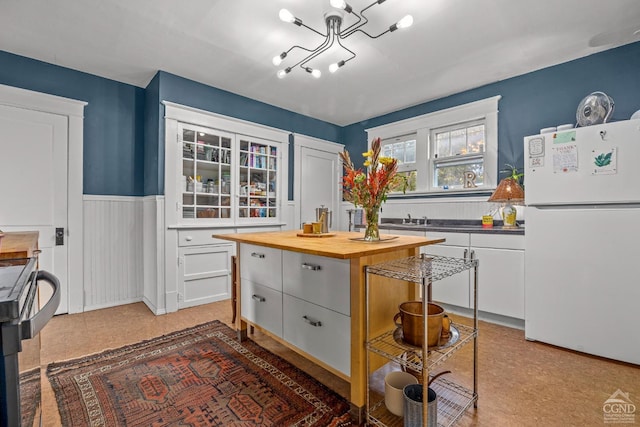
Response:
[185,236,193,242]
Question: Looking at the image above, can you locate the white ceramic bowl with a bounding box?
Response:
[557,124,574,131]
[540,127,557,134]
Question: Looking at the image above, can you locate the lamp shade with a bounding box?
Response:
[488,177,524,203]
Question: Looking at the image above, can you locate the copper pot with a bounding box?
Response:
[394,301,444,347]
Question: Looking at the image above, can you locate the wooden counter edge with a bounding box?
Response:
[213,230,445,259]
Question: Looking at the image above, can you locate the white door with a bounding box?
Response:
[300,146,340,228]
[0,104,69,314]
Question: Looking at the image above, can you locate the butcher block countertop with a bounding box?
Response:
[214,230,445,259]
[0,231,39,259]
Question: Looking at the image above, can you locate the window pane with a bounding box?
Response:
[436,132,450,158]
[450,129,467,155]
[382,144,393,158]
[392,142,405,164]
[405,140,416,163]
[467,125,485,153]
[434,161,484,189]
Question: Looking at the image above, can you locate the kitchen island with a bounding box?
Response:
[214,230,445,420]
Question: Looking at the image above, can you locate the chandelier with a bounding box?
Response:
[273,0,413,79]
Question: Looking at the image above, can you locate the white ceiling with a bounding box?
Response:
[1,0,639,126]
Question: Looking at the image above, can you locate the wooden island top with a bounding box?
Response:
[213,230,444,259]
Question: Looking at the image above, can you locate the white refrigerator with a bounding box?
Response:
[523,119,640,365]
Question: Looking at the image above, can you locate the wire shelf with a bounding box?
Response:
[365,255,478,284]
[367,376,477,427]
[367,323,477,372]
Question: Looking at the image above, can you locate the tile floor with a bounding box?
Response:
[39,301,640,427]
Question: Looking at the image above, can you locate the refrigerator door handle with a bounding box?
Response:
[21,271,60,340]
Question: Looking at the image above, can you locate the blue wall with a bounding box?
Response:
[148,71,342,197]
[0,51,145,196]
[2,42,639,197]
[343,42,640,177]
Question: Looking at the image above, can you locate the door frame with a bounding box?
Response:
[0,83,87,313]
[293,133,343,230]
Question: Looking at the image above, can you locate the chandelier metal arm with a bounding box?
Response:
[274,0,410,77]
[291,31,335,72]
[299,22,327,38]
[349,27,391,39]
[338,11,363,36]
[335,34,357,63]
[339,0,380,38]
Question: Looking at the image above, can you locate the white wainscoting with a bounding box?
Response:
[143,196,165,314]
[83,195,145,311]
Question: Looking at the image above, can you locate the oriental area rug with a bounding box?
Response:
[46,320,352,426]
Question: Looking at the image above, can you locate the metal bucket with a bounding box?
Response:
[403,384,437,427]
[394,301,444,347]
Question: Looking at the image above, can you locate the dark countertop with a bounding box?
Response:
[356,218,525,235]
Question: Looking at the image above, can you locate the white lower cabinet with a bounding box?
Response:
[282,294,351,376]
[241,279,283,338]
[471,234,524,319]
[425,232,472,308]
[178,243,233,309]
[425,231,525,320]
[239,245,351,376]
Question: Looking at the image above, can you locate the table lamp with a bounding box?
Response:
[488,177,525,228]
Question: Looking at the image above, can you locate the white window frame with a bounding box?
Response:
[366,95,500,195]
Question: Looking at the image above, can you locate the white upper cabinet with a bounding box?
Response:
[164,102,289,227]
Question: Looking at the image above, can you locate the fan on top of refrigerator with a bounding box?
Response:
[576,91,615,127]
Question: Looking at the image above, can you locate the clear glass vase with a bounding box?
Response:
[363,207,380,241]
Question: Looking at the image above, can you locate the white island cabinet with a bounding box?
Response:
[216,230,444,422]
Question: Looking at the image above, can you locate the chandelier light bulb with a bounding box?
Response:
[279,9,295,23]
[330,0,346,9]
[272,52,287,66]
[311,68,321,78]
[277,68,290,79]
[396,15,414,29]
[329,60,346,73]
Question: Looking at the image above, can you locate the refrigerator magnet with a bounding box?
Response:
[592,148,617,175]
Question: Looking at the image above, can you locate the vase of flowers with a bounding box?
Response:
[340,137,405,241]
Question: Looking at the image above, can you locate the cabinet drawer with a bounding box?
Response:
[426,232,470,247]
[240,244,282,291]
[241,280,283,338]
[470,233,524,250]
[283,294,350,376]
[178,229,232,247]
[282,251,350,316]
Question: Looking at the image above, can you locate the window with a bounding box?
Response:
[432,120,486,190]
[382,134,418,192]
[366,96,500,195]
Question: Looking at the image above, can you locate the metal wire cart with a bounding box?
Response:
[365,254,479,426]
